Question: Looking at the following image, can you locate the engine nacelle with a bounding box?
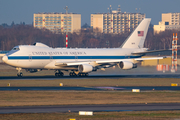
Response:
[119,61,137,70]
[78,64,94,73]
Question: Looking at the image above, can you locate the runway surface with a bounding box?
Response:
[1,86,180,91]
[0,103,180,114]
[1,74,180,80]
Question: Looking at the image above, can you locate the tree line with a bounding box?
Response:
[0,24,179,51]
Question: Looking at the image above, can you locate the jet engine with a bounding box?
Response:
[119,61,137,70]
[78,64,94,73]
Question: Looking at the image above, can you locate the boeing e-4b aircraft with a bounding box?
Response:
[2,18,164,77]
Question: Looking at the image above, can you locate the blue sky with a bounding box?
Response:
[1,0,180,25]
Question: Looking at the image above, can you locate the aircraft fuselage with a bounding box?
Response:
[3,45,142,70]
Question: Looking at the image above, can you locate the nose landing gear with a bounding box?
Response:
[16,68,23,77]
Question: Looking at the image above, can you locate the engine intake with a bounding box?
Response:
[78,64,94,73]
[119,61,137,70]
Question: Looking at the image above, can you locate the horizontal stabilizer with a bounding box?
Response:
[132,49,172,55]
[134,56,166,61]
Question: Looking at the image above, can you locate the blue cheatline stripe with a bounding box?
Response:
[8,55,141,60]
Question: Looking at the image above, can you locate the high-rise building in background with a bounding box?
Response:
[91,6,145,33]
[33,13,81,34]
[154,13,180,34]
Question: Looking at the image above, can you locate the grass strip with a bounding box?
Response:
[1,91,180,107]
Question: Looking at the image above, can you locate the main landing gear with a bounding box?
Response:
[16,68,23,77]
[69,72,88,77]
[69,72,77,77]
[55,70,64,77]
[78,73,88,77]
[54,70,89,77]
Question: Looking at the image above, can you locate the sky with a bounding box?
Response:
[1,0,180,26]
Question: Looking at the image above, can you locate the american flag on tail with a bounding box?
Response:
[138,31,144,36]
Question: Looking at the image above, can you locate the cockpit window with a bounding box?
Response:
[12,47,20,50]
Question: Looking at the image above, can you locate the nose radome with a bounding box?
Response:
[2,55,8,63]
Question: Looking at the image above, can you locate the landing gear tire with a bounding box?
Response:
[78,73,82,76]
[17,73,23,77]
[85,73,88,76]
[69,72,72,76]
[16,68,23,77]
[55,70,64,77]
[69,72,77,77]
[60,72,64,76]
[78,73,88,77]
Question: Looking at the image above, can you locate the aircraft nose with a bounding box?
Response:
[2,55,8,63]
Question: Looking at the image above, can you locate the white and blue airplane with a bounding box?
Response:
[2,18,164,77]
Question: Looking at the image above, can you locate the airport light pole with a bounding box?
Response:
[171,33,178,72]
[64,6,68,48]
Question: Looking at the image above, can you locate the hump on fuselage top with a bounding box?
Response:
[33,42,49,47]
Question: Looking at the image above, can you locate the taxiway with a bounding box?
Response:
[0,86,180,91]
[0,103,180,114]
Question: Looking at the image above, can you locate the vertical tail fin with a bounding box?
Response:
[121,18,151,49]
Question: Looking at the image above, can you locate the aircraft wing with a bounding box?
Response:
[55,56,166,66]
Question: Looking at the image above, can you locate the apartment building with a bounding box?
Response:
[33,13,81,33]
[91,10,145,33]
[154,13,180,34]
